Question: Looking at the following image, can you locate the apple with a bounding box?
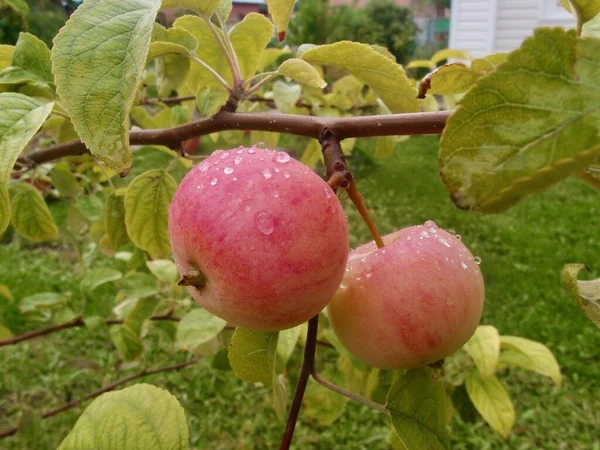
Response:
[327,222,484,369]
[168,146,349,331]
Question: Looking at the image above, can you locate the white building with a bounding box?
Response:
[449,0,576,58]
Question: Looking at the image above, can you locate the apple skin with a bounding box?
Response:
[327,222,484,369]
[168,146,349,331]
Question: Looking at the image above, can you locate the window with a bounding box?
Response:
[539,0,574,21]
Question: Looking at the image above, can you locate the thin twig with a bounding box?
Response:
[310,368,388,413]
[217,15,243,89]
[242,74,277,98]
[347,181,385,249]
[141,95,196,105]
[0,358,200,439]
[279,315,319,450]
[190,55,232,94]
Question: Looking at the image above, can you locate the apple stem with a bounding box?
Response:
[321,131,385,248]
[279,315,319,450]
[310,367,388,414]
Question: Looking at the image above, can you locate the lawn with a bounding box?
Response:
[1,135,599,449]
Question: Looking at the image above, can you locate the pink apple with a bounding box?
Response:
[328,222,484,369]
[168,146,349,331]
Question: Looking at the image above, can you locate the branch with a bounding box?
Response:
[0,358,200,439]
[279,315,319,450]
[17,110,451,168]
[141,95,196,105]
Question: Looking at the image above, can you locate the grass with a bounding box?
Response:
[1,135,599,449]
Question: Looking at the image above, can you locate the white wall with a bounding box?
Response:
[449,0,498,58]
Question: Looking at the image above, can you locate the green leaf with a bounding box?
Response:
[272,373,288,420]
[124,297,161,335]
[196,86,229,117]
[560,0,600,28]
[423,63,477,96]
[303,377,348,425]
[77,195,104,221]
[57,384,189,450]
[301,42,418,113]
[230,13,274,79]
[272,80,301,113]
[20,293,66,313]
[109,325,144,361]
[258,46,291,72]
[125,170,177,258]
[250,130,279,149]
[51,0,162,173]
[561,263,600,328]
[0,33,52,84]
[177,308,227,350]
[49,162,82,197]
[148,23,198,61]
[464,325,500,379]
[82,268,123,291]
[583,13,600,37]
[323,329,369,371]
[147,259,179,284]
[300,138,322,169]
[2,0,29,14]
[0,93,53,235]
[121,273,160,299]
[407,59,436,70]
[275,325,301,373]
[0,45,14,71]
[157,55,190,98]
[277,58,326,88]
[105,192,129,250]
[387,368,451,450]
[499,336,562,385]
[0,323,12,339]
[431,49,472,65]
[228,327,278,385]
[0,284,13,302]
[440,28,600,213]
[465,369,514,438]
[161,0,220,16]
[265,0,295,40]
[216,0,232,21]
[375,136,397,159]
[10,184,59,242]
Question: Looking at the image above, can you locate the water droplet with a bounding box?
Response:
[456,234,462,241]
[199,162,210,172]
[255,211,275,235]
[256,141,267,148]
[356,276,362,281]
[345,216,349,222]
[215,167,221,171]
[274,167,280,173]
[461,262,468,269]
[210,178,218,186]
[284,172,291,179]
[196,184,204,190]
[224,167,234,175]
[233,177,238,181]
[263,168,272,179]
[360,257,367,263]
[220,152,229,159]
[248,148,256,154]
[234,156,243,165]
[237,149,244,154]
[438,237,451,247]
[213,159,220,165]
[273,191,279,198]
[381,250,386,254]
[446,300,454,306]
[474,256,482,265]
[424,220,437,228]
[275,152,291,163]
[244,205,250,212]
[407,236,412,241]
[260,157,265,161]
[340,280,349,289]
[365,273,372,279]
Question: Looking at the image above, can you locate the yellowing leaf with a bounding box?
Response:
[176,309,227,350]
[375,136,396,159]
[146,259,179,284]
[407,59,436,70]
[0,324,12,340]
[50,162,82,197]
[0,284,13,302]
[431,48,472,65]
[465,369,514,438]
[0,33,52,85]
[301,42,418,113]
[300,138,322,169]
[0,93,53,235]
[51,0,162,173]
[105,192,129,251]
[498,336,562,385]
[230,13,274,79]
[272,373,288,420]
[161,0,220,16]
[272,80,301,112]
[10,184,59,242]
[560,0,600,27]
[148,23,198,60]
[278,58,326,88]
[440,28,600,213]
[258,46,291,71]
[196,86,229,117]
[125,170,177,258]
[561,263,600,328]
[228,327,278,385]
[57,384,189,450]
[0,45,14,71]
[464,325,500,379]
[266,0,295,40]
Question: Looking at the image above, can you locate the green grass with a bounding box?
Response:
[1,136,599,449]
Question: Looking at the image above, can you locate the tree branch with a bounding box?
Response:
[279,315,319,450]
[17,110,451,168]
[0,358,200,439]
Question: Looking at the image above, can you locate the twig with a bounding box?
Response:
[190,55,232,94]
[310,367,388,414]
[0,358,200,439]
[16,110,451,168]
[347,181,385,248]
[279,315,319,450]
[141,95,196,105]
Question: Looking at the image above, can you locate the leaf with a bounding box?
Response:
[216,0,232,21]
[2,0,29,14]
[109,325,144,361]
[77,195,104,221]
[387,368,451,450]
[0,33,52,84]
[0,323,12,339]
[301,42,418,113]
[51,0,162,173]
[465,369,514,438]
[121,273,160,299]
[0,284,13,302]
[375,136,397,159]
[275,325,301,372]
[272,80,301,113]
[422,64,477,96]
[125,170,177,258]
[0,45,14,71]
[499,336,562,385]
[82,268,123,291]
[161,0,220,16]
[407,59,436,70]
[148,23,198,60]
[250,130,279,149]
[196,87,229,117]
[464,325,500,379]
[105,192,129,250]
[10,184,59,242]
[561,263,600,328]
[266,0,295,40]
[49,162,82,197]
[439,28,600,213]
[57,384,189,450]
[157,54,190,98]
[278,58,326,89]
[20,293,65,313]
[230,13,274,79]
[124,297,161,335]
[560,0,600,27]
[300,138,322,169]
[431,49,472,65]
[303,378,348,425]
[258,46,291,71]
[147,259,179,284]
[272,373,288,420]
[176,308,227,350]
[0,93,53,235]
[228,327,278,385]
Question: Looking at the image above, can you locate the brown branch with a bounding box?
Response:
[0,358,200,440]
[16,110,451,168]
[279,315,319,450]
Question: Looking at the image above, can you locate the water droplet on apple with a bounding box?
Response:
[256,141,266,148]
[199,162,210,172]
[275,152,290,163]
[255,211,275,235]
[284,172,291,179]
[438,237,451,247]
[244,205,250,212]
[210,178,218,185]
[456,234,462,241]
[273,191,279,198]
[424,220,437,228]
[461,262,468,269]
[474,256,482,265]
[248,148,256,154]
[224,167,233,175]
[263,169,272,179]
[234,156,243,165]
